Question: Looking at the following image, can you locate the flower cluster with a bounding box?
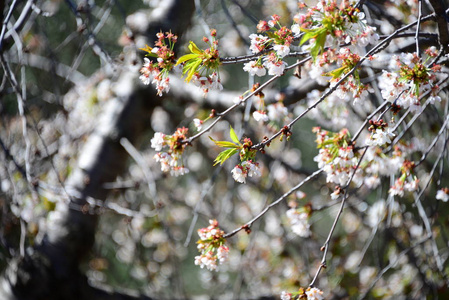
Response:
[379,49,441,113]
[313,127,360,186]
[231,160,261,184]
[280,287,324,300]
[360,144,404,189]
[329,48,373,104]
[297,0,378,58]
[210,127,262,184]
[151,127,190,176]
[366,119,395,147]
[176,29,222,96]
[388,160,419,197]
[230,136,262,183]
[243,14,294,77]
[191,71,223,96]
[194,219,229,271]
[139,31,178,96]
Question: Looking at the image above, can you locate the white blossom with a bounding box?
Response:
[249,34,268,54]
[193,118,203,131]
[367,128,395,146]
[243,61,267,77]
[273,44,290,58]
[151,132,166,151]
[170,166,190,177]
[306,287,324,300]
[217,245,229,264]
[253,110,269,122]
[291,24,300,35]
[242,160,261,178]
[436,189,449,202]
[263,60,287,76]
[404,178,419,192]
[231,165,246,183]
[154,152,171,172]
[209,72,223,91]
[280,291,292,300]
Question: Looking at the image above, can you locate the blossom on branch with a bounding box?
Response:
[243,60,267,77]
[139,31,178,96]
[194,220,229,271]
[253,110,269,122]
[306,287,324,300]
[379,50,441,113]
[436,188,449,202]
[151,128,190,176]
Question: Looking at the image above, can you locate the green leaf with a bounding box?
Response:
[140,45,158,58]
[188,41,203,55]
[299,28,320,46]
[185,59,202,82]
[325,66,346,79]
[229,126,241,145]
[310,30,327,60]
[176,53,200,66]
[214,148,238,166]
[300,27,328,60]
[209,136,240,148]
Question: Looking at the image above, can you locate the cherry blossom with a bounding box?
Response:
[231,165,246,183]
[253,110,269,122]
[306,287,324,300]
[267,102,288,122]
[243,61,267,77]
[195,220,229,271]
[280,291,292,300]
[436,188,449,202]
[151,127,190,176]
[150,132,166,151]
[193,118,203,131]
[249,34,269,54]
[231,160,261,183]
[273,44,290,58]
[263,53,287,76]
[366,128,395,146]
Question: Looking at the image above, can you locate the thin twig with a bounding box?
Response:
[416,0,423,55]
[309,147,368,287]
[223,168,323,238]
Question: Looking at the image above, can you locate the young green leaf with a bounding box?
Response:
[299,28,320,46]
[229,126,241,145]
[188,41,203,55]
[185,59,202,82]
[325,66,346,79]
[209,136,240,148]
[213,148,238,166]
[176,53,200,66]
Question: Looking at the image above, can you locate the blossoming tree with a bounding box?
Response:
[1,0,449,299]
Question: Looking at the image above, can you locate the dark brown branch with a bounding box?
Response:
[428,0,449,53]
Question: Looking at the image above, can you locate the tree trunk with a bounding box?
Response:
[0,1,195,299]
